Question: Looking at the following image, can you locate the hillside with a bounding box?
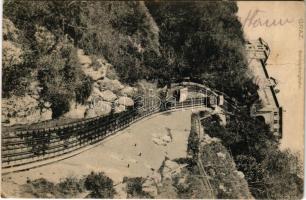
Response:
[202,111,303,199]
[2,2,303,199]
[2,1,158,126]
[2,1,253,126]
[1,109,251,199]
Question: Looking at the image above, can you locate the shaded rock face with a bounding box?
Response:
[2,43,139,124]
[212,106,226,126]
[114,105,126,114]
[101,90,117,102]
[73,49,138,119]
[2,95,52,126]
[77,49,110,81]
[120,86,138,97]
[2,41,23,68]
[117,97,134,107]
[63,101,87,119]
[97,77,124,94]
[161,159,181,180]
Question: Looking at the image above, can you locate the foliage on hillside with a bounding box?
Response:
[200,141,252,199]
[3,1,161,118]
[3,1,253,105]
[202,112,303,199]
[146,1,253,101]
[3,2,93,118]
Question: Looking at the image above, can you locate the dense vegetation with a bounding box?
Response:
[3,2,302,199]
[3,1,254,108]
[3,1,94,117]
[202,111,303,199]
[21,172,115,198]
[146,1,253,100]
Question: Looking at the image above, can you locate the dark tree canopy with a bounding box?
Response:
[146,1,249,100]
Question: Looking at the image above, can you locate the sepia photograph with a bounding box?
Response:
[1,0,304,199]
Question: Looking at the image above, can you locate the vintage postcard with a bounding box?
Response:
[1,1,304,199]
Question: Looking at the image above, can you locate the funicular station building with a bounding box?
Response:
[246,38,283,138]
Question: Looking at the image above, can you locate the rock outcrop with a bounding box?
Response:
[160,159,181,180]
[3,18,19,41]
[2,95,52,126]
[152,134,172,146]
[101,90,117,102]
[74,51,139,119]
[84,101,112,119]
[120,86,138,97]
[117,97,134,107]
[2,43,138,125]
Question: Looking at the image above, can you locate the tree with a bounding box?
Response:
[146,1,250,101]
[260,149,303,199]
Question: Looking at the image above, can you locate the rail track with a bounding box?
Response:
[1,82,237,173]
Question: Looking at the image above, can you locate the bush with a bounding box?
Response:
[124,177,152,198]
[187,129,200,159]
[57,176,84,196]
[49,93,71,118]
[203,110,278,162]
[2,64,31,97]
[84,171,116,198]
[23,178,57,198]
[202,111,303,199]
[3,2,90,118]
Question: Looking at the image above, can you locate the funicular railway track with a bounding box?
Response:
[1,82,239,174]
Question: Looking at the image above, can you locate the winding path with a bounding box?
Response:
[2,108,208,197]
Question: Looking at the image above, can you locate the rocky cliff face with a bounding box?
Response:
[2,95,52,126]
[64,49,138,120]
[2,1,162,127]
[2,19,53,126]
[187,112,253,199]
[2,19,137,126]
